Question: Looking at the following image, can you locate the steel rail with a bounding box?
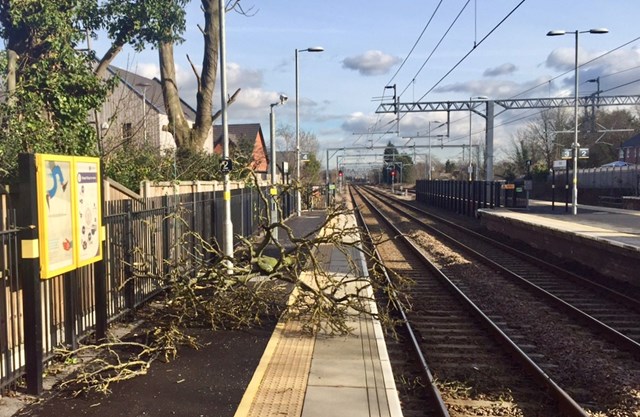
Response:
[353,185,587,417]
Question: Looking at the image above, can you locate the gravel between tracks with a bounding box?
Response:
[402,213,640,416]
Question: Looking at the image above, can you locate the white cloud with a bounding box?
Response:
[434,78,550,98]
[483,63,517,77]
[546,47,640,95]
[227,62,264,89]
[342,50,401,76]
[131,62,161,80]
[342,112,394,136]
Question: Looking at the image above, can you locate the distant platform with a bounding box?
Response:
[478,200,640,286]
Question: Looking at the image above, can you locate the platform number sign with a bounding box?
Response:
[561,148,589,160]
[220,157,233,173]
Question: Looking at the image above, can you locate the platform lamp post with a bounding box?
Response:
[295,46,324,216]
[269,94,287,241]
[547,28,608,215]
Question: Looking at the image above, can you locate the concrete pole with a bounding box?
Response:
[295,49,301,216]
[572,30,580,215]
[485,100,495,181]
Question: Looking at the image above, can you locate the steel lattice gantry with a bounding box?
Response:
[375,95,640,180]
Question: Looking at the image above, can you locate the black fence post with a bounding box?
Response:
[94,242,108,341]
[64,270,78,350]
[94,163,108,341]
[471,181,477,214]
[463,181,467,215]
[491,182,496,208]
[17,153,43,395]
[444,181,449,209]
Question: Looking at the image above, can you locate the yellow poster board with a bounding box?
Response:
[35,154,102,279]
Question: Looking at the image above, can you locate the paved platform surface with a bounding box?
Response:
[479,199,640,252]
[234,208,403,417]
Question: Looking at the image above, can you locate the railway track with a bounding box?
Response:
[351,187,574,417]
[353,185,640,416]
[364,185,640,354]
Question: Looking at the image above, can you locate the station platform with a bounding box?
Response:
[233,208,403,417]
[478,199,640,285]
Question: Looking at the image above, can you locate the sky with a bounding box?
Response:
[97,0,640,171]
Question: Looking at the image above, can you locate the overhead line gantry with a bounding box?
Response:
[376,95,640,180]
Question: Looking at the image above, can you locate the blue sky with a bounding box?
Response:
[99,0,640,167]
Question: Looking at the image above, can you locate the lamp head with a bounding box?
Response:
[306,46,324,52]
[547,30,566,36]
[589,28,609,34]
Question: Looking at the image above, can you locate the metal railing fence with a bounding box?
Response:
[1,183,289,393]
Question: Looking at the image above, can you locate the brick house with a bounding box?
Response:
[213,123,269,179]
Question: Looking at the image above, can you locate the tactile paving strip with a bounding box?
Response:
[244,319,315,417]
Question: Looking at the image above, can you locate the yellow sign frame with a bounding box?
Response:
[35,154,103,279]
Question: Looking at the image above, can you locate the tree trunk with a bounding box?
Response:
[158,0,220,154]
[158,40,193,150]
[94,43,124,79]
[7,50,17,105]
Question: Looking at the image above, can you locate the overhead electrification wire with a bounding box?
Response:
[365,1,525,146]
[398,0,472,99]
[602,77,640,94]
[426,35,640,146]
[415,0,527,102]
[511,35,640,99]
[481,42,640,140]
[362,0,445,147]
[385,0,526,138]
[381,0,526,143]
[386,0,445,87]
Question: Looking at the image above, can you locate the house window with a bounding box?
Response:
[122,123,133,143]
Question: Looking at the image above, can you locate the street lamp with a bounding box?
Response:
[295,46,324,216]
[547,28,608,215]
[269,94,287,240]
[469,96,488,181]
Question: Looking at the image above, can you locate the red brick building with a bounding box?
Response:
[213,123,269,177]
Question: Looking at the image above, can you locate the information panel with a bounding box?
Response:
[74,157,102,267]
[35,154,102,279]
